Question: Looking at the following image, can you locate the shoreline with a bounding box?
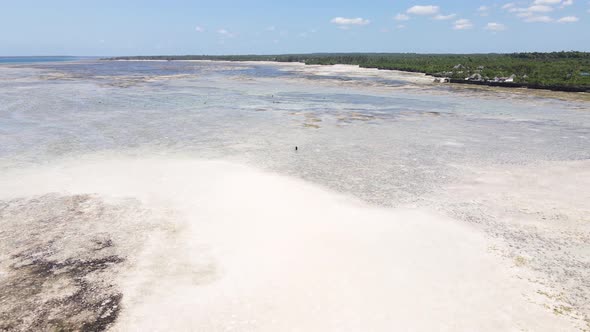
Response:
[447,77,590,93]
[105,58,590,95]
[105,59,590,101]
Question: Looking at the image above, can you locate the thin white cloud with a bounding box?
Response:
[557,15,579,22]
[525,15,555,22]
[506,0,579,23]
[508,7,526,13]
[502,3,516,10]
[532,0,573,6]
[407,5,440,15]
[485,22,507,31]
[396,24,407,29]
[478,6,491,16]
[433,13,457,20]
[528,5,554,12]
[266,26,276,31]
[330,17,370,26]
[217,29,235,38]
[195,26,205,32]
[561,0,574,7]
[394,13,410,21]
[298,28,318,37]
[453,18,473,29]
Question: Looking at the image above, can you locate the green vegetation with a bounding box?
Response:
[107,52,590,91]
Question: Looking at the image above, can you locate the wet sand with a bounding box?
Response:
[0,157,580,331]
[0,60,589,331]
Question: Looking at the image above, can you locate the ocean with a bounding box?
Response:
[0,56,85,64]
[0,59,588,331]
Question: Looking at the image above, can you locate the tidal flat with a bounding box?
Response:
[0,60,589,331]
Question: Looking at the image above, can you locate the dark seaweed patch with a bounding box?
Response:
[0,194,139,332]
[1,250,124,332]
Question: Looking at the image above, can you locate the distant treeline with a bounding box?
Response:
[106,52,590,91]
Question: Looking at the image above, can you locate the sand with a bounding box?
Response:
[0,156,578,331]
[1,59,588,331]
[426,160,590,323]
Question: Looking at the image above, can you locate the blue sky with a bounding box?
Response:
[1,0,589,55]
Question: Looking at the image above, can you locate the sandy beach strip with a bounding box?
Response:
[0,156,579,331]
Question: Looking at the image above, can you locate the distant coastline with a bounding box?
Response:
[105,53,590,93]
[0,56,89,64]
[445,78,589,93]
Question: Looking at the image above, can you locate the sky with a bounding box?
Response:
[0,0,589,56]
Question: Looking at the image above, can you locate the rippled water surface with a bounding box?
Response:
[1,60,589,205]
[1,60,589,331]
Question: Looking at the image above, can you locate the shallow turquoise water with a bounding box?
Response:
[0,60,588,205]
